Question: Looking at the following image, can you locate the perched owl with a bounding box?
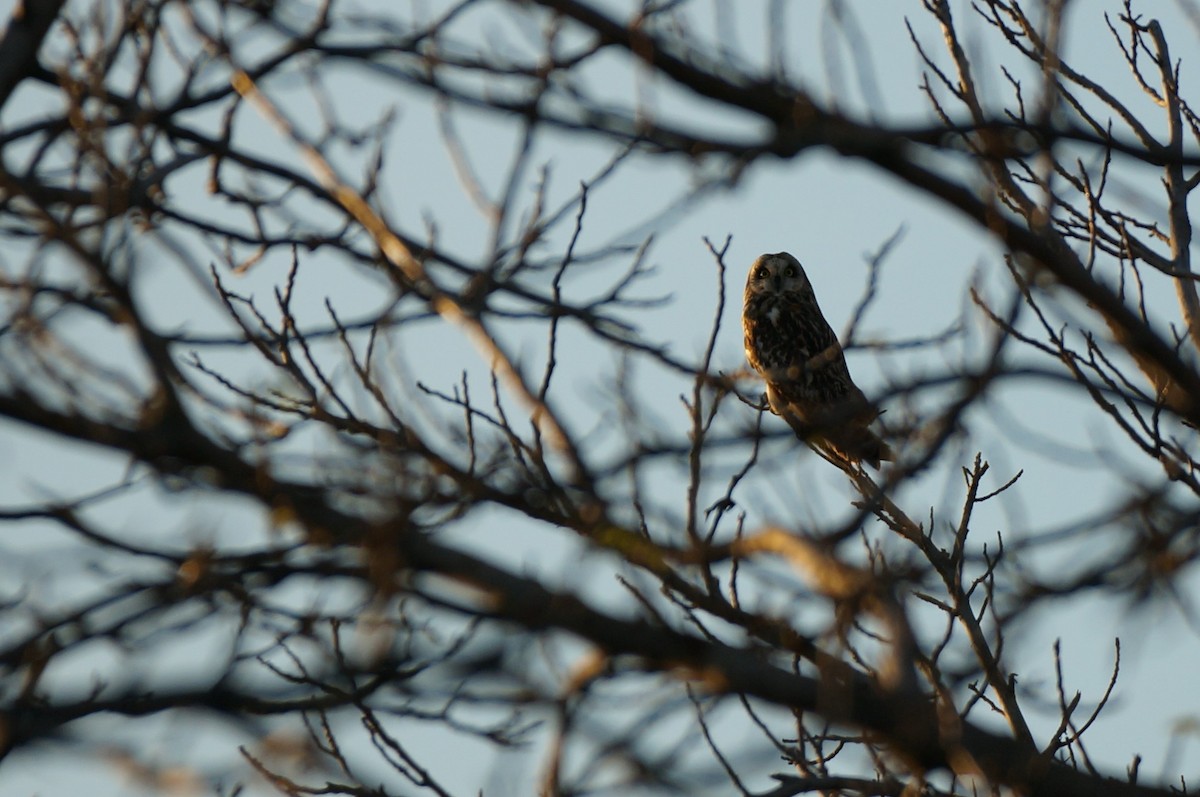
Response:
[743,252,891,468]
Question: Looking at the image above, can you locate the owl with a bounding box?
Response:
[743,252,891,468]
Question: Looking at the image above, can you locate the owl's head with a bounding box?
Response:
[745,252,812,297]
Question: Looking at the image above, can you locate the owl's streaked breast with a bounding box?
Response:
[744,290,851,402]
[745,295,797,370]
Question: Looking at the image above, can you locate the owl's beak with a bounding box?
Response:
[772,275,782,291]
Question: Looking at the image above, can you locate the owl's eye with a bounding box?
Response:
[755,267,769,280]
[784,265,796,277]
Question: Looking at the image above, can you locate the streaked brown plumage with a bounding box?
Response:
[742,252,891,468]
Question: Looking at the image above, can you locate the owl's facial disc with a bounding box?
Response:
[750,253,804,294]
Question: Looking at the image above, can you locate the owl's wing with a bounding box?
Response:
[770,381,891,468]
[769,302,890,466]
[766,376,877,436]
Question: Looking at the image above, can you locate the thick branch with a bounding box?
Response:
[0,0,65,112]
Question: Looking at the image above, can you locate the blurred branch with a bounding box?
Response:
[0,2,1196,795]
[0,0,65,111]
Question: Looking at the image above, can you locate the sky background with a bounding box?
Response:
[1,1,1199,795]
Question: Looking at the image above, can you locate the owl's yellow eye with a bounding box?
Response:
[784,265,796,277]
[756,267,769,280]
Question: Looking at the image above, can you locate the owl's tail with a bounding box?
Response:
[826,426,893,470]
